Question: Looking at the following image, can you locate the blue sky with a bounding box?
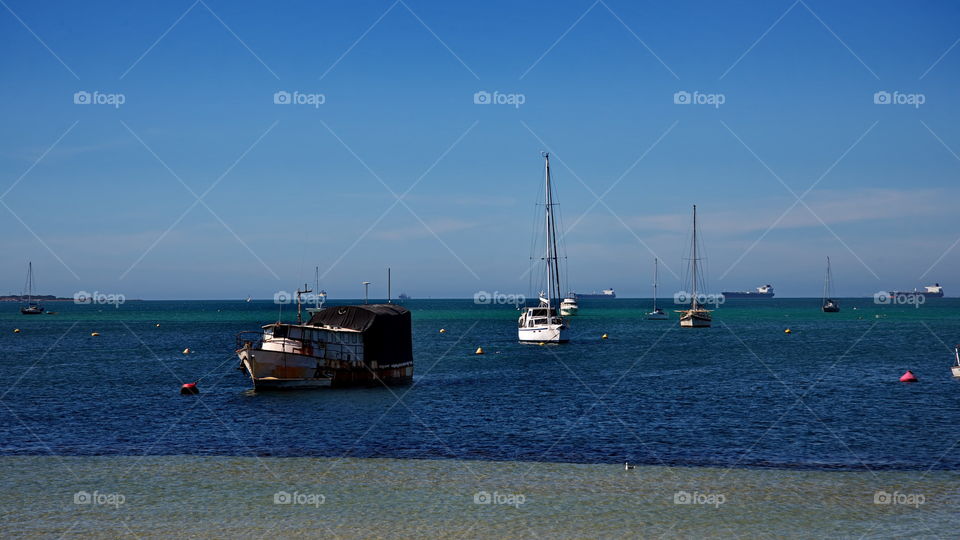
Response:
[1,0,958,299]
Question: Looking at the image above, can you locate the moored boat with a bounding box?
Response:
[677,205,712,328]
[560,296,579,316]
[20,262,44,315]
[952,345,960,378]
[646,258,668,320]
[822,257,840,313]
[236,303,413,389]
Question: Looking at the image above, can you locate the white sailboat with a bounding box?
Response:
[952,345,960,378]
[677,205,712,328]
[560,296,579,316]
[305,266,327,315]
[822,257,839,313]
[20,262,44,315]
[519,152,570,343]
[646,258,668,320]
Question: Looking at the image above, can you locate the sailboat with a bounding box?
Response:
[20,262,44,315]
[519,152,570,343]
[646,258,668,320]
[822,257,839,313]
[560,295,579,316]
[677,205,711,328]
[952,345,960,378]
[305,266,327,315]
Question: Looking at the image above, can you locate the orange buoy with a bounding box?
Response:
[899,370,917,382]
[784,328,792,334]
[180,383,199,395]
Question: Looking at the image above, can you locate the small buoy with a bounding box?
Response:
[90,332,100,337]
[475,347,484,355]
[180,382,199,395]
[601,334,608,339]
[538,342,545,346]
[155,323,161,327]
[13,328,21,333]
[624,462,635,470]
[784,329,792,334]
[899,370,918,382]
[182,348,191,355]
[439,328,446,333]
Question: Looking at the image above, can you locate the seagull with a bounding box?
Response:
[624,462,635,470]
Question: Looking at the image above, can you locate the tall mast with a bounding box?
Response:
[543,152,562,307]
[653,258,659,310]
[823,256,831,301]
[691,205,699,310]
[26,261,33,302]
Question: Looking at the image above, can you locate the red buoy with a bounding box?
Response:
[180,382,199,395]
[899,370,917,382]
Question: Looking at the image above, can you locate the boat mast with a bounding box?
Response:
[691,206,699,311]
[25,261,33,303]
[543,152,562,308]
[823,257,831,301]
[653,258,659,311]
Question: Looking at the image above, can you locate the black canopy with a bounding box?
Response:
[307,304,412,365]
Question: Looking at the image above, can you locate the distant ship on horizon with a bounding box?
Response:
[572,288,616,299]
[722,285,775,299]
[887,284,944,298]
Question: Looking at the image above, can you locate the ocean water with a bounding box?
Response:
[1,298,958,469]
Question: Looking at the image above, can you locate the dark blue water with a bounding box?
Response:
[1,299,958,470]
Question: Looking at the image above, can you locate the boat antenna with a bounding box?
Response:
[387,267,392,304]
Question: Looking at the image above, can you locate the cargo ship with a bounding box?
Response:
[236,302,413,389]
[721,285,774,299]
[887,284,944,298]
[572,288,616,299]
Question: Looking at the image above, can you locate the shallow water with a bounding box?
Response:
[1,456,957,538]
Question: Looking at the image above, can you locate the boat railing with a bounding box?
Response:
[235,330,262,350]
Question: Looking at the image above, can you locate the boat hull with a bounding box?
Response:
[646,311,669,320]
[237,347,413,390]
[721,292,774,299]
[952,366,960,378]
[518,326,569,343]
[678,310,712,328]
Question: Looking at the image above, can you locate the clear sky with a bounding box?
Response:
[1,0,958,299]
